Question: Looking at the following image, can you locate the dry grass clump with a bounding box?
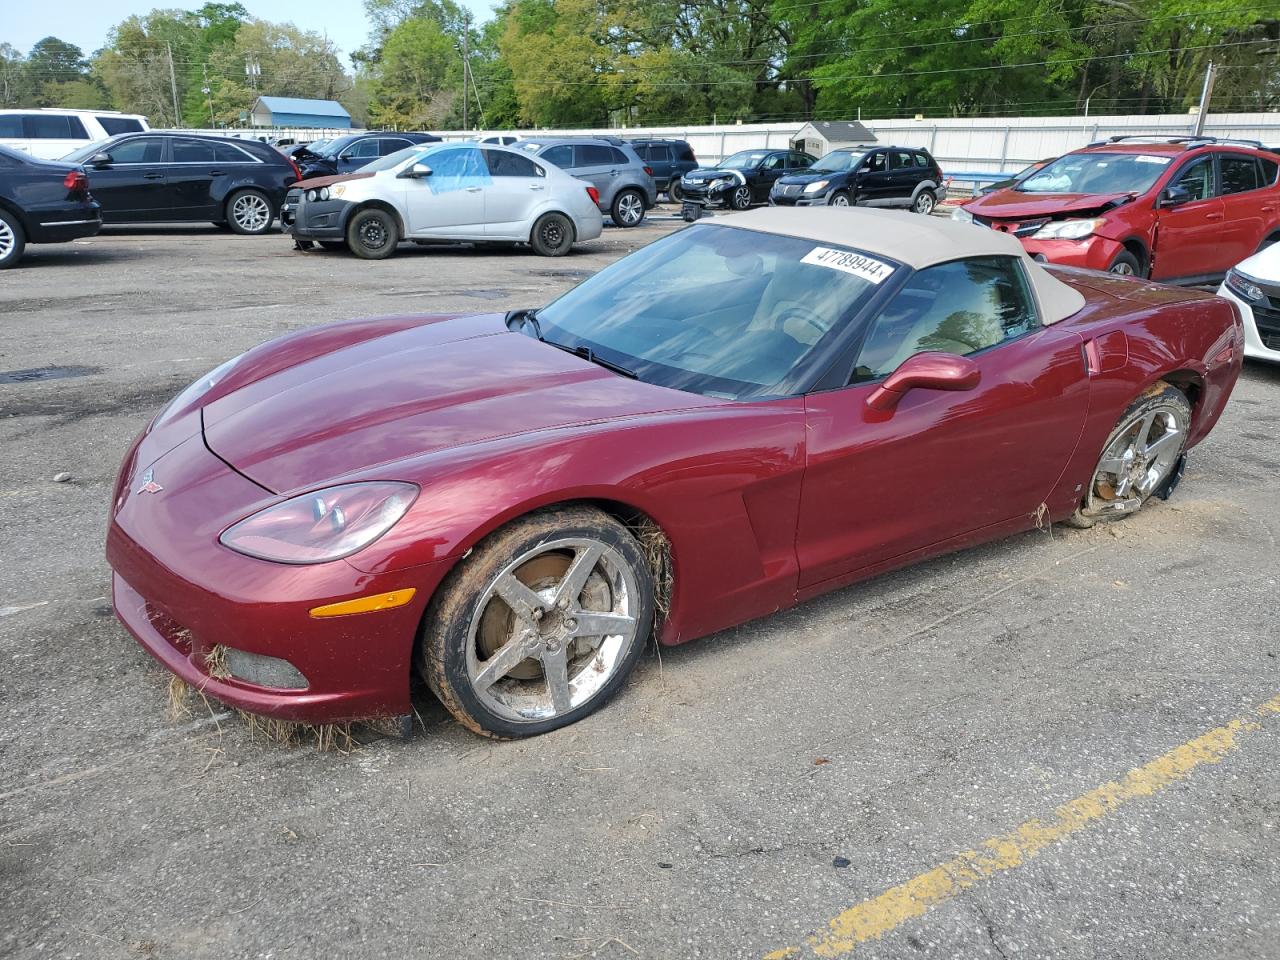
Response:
[237,712,358,753]
[632,518,673,621]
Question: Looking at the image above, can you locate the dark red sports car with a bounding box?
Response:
[107,208,1242,738]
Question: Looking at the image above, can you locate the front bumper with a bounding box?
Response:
[770,187,830,206]
[106,430,448,723]
[1017,233,1123,271]
[284,193,351,240]
[1218,283,1280,363]
[679,181,734,207]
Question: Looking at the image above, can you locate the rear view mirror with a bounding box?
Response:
[866,352,981,411]
[1158,185,1192,208]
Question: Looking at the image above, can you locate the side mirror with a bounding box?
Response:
[866,352,981,411]
[1158,185,1192,208]
[400,162,432,179]
[89,152,112,167]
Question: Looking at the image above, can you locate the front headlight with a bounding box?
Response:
[220,481,419,564]
[318,186,330,201]
[710,177,731,190]
[803,179,830,194]
[951,206,973,223]
[1225,268,1264,303]
[306,189,317,201]
[1033,218,1104,240]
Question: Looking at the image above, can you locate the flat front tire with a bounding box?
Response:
[346,208,400,260]
[0,209,26,268]
[419,506,656,738]
[529,212,574,256]
[1067,382,1191,528]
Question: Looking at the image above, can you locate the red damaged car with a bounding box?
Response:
[955,136,1280,283]
[107,208,1242,738]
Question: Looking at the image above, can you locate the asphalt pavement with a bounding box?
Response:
[1,214,1277,960]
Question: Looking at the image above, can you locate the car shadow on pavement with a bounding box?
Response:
[17,244,142,268]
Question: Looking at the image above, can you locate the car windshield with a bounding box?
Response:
[312,136,355,158]
[1018,152,1171,195]
[62,138,115,162]
[534,223,897,400]
[360,145,430,172]
[721,150,768,170]
[811,151,864,173]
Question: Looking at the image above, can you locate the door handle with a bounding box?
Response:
[529,184,544,190]
[208,169,225,176]
[143,172,163,180]
[1206,212,1223,221]
[465,186,483,192]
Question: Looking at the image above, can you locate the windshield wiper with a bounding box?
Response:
[504,307,543,340]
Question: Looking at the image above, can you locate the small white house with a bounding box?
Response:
[791,121,877,158]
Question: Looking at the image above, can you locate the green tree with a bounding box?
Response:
[367,17,460,127]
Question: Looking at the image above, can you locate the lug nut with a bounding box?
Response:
[564,618,577,631]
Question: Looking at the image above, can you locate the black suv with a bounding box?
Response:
[62,133,298,234]
[679,149,817,210]
[296,132,441,178]
[629,138,698,201]
[770,146,946,215]
[0,144,100,268]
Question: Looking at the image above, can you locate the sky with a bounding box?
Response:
[4,0,498,63]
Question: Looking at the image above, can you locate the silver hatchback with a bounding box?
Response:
[519,138,657,227]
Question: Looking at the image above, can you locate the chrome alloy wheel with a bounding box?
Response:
[913,192,935,215]
[1109,260,1136,276]
[731,185,752,209]
[232,193,271,232]
[829,193,849,207]
[615,192,644,225]
[1083,406,1184,517]
[466,538,640,722]
[0,218,14,262]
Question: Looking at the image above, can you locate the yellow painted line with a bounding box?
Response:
[767,693,1280,959]
[309,588,416,619]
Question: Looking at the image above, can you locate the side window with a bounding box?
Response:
[653,145,673,163]
[577,144,615,166]
[541,144,574,168]
[0,116,21,137]
[913,153,929,168]
[853,257,1040,381]
[346,139,380,159]
[633,144,652,161]
[762,154,785,171]
[866,151,887,173]
[1172,156,1215,201]
[1220,155,1261,195]
[379,138,411,156]
[609,147,630,165]
[212,140,254,163]
[791,153,813,168]
[25,114,88,139]
[98,116,144,135]
[891,150,915,169]
[172,139,216,163]
[483,149,543,178]
[1260,157,1279,186]
[424,146,489,193]
[107,138,166,163]
[677,144,696,162]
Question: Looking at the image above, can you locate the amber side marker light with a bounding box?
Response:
[309,588,417,619]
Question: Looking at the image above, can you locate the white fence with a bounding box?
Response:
[189,112,1280,191]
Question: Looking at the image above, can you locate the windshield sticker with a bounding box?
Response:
[802,247,894,284]
[1135,155,1172,165]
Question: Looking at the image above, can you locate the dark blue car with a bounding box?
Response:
[296,132,441,179]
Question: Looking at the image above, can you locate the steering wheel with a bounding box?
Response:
[776,304,829,342]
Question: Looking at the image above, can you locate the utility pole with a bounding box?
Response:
[202,64,214,127]
[462,12,470,132]
[1193,61,1216,137]
[166,42,181,127]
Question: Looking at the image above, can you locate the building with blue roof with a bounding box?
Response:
[249,97,351,130]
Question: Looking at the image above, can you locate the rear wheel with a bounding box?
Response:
[529,212,574,257]
[225,189,274,235]
[346,208,400,260]
[0,209,26,269]
[418,506,655,738]
[1067,382,1191,528]
[611,189,646,227]
[912,190,936,215]
[1107,250,1143,277]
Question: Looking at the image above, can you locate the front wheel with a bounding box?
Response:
[346,208,400,260]
[611,189,646,227]
[667,180,684,203]
[1107,250,1143,277]
[912,190,936,215]
[529,212,574,257]
[0,209,26,269]
[225,189,275,235]
[418,506,656,738]
[1067,382,1191,528]
[729,184,752,210]
[828,190,851,207]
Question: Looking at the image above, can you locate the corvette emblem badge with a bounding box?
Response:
[137,468,163,495]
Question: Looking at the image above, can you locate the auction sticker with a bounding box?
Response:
[1134,155,1172,165]
[802,247,894,283]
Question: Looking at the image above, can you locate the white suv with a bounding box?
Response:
[0,109,150,160]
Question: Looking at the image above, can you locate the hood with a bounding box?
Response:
[1235,239,1280,281]
[967,190,1137,220]
[684,168,743,183]
[776,171,835,187]
[202,314,715,493]
[295,171,375,190]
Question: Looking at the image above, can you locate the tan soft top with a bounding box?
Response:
[723,207,1086,325]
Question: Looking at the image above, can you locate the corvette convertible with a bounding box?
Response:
[107,208,1242,738]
